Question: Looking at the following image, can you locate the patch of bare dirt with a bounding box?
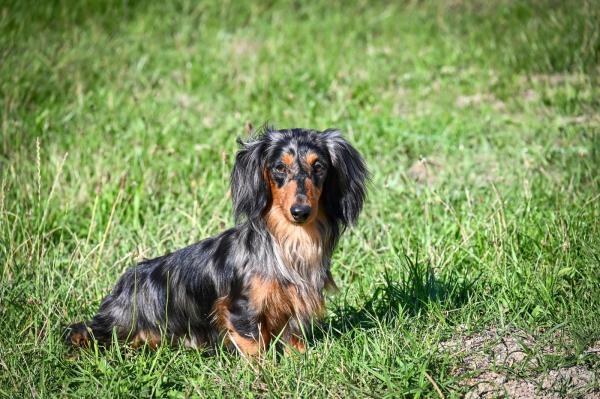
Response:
[407,158,443,186]
[522,89,539,102]
[526,73,589,86]
[442,327,600,398]
[586,341,600,356]
[555,114,600,127]
[229,37,261,58]
[455,93,505,111]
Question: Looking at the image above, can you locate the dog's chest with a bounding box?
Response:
[248,276,324,329]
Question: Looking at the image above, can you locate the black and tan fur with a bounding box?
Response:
[65,127,368,355]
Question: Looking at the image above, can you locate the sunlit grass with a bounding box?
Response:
[1,1,599,397]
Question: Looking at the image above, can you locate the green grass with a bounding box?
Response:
[1,0,600,397]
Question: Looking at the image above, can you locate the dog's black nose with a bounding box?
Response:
[290,205,311,223]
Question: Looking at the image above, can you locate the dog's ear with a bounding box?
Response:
[231,137,270,223]
[321,129,368,228]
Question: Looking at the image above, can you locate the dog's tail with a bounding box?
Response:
[64,318,113,348]
[64,322,92,347]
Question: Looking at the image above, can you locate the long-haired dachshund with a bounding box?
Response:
[66,127,368,354]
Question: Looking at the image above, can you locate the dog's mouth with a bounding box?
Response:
[289,214,317,226]
[285,212,309,226]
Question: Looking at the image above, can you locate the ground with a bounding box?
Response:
[1,0,599,397]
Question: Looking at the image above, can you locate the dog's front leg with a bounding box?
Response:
[212,296,269,355]
[281,318,307,354]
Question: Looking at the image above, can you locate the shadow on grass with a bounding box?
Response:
[319,252,479,338]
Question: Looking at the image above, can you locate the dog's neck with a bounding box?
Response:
[263,207,331,287]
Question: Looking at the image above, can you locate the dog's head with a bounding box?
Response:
[231,127,368,232]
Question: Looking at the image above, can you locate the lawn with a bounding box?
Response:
[1,0,599,397]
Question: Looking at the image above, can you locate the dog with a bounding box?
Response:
[65,127,368,355]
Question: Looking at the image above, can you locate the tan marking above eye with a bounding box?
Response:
[281,153,295,166]
[305,152,319,165]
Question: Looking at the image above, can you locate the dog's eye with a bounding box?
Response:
[313,162,325,172]
[274,164,287,173]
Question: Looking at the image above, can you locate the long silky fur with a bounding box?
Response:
[65,126,368,352]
